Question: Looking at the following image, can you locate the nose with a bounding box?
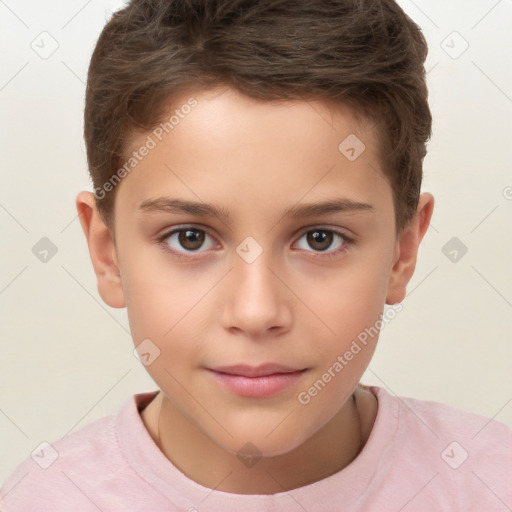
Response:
[221,248,292,339]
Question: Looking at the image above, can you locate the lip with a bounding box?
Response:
[210,363,305,377]
[207,364,308,398]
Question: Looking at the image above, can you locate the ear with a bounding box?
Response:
[75,191,125,308]
[386,193,434,304]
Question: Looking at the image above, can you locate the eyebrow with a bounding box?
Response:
[138,197,374,219]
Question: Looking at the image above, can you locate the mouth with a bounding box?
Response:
[206,364,308,398]
[210,363,306,377]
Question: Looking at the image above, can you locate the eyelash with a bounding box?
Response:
[156,226,354,260]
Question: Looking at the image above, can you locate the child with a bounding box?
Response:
[1,0,510,510]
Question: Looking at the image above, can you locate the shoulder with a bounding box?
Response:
[367,385,512,510]
[381,386,512,442]
[371,384,511,457]
[0,400,128,511]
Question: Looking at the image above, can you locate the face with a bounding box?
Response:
[109,86,401,456]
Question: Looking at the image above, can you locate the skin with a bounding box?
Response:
[76,85,434,494]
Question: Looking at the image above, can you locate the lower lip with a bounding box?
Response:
[207,369,307,398]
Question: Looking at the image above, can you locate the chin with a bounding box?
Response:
[212,423,313,459]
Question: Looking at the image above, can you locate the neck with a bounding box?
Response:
[153,387,365,494]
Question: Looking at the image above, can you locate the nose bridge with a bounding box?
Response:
[233,237,280,304]
[222,236,291,335]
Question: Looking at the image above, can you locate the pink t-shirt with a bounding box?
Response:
[1,386,511,511]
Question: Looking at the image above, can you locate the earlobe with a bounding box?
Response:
[75,191,126,308]
[385,193,435,304]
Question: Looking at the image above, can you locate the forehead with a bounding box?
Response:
[116,87,391,220]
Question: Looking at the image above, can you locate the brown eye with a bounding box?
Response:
[177,229,205,250]
[160,227,216,255]
[294,228,352,256]
[306,230,333,251]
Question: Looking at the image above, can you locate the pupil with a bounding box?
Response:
[308,230,332,251]
[179,230,204,250]
[176,230,333,252]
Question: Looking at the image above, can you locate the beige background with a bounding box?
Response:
[1,0,511,485]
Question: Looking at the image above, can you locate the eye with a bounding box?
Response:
[294,228,353,256]
[158,227,217,257]
[157,225,353,260]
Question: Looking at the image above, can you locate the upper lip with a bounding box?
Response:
[209,364,306,378]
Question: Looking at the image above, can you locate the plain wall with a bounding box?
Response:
[1,0,511,485]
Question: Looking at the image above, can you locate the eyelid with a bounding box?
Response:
[292,225,354,256]
[157,224,353,242]
[156,224,355,259]
[156,223,217,240]
[156,224,221,253]
[294,224,354,239]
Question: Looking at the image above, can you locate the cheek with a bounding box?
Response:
[121,244,205,333]
[306,258,390,335]
[295,256,391,391]
[121,256,215,375]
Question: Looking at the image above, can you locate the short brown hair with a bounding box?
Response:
[84,0,431,233]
